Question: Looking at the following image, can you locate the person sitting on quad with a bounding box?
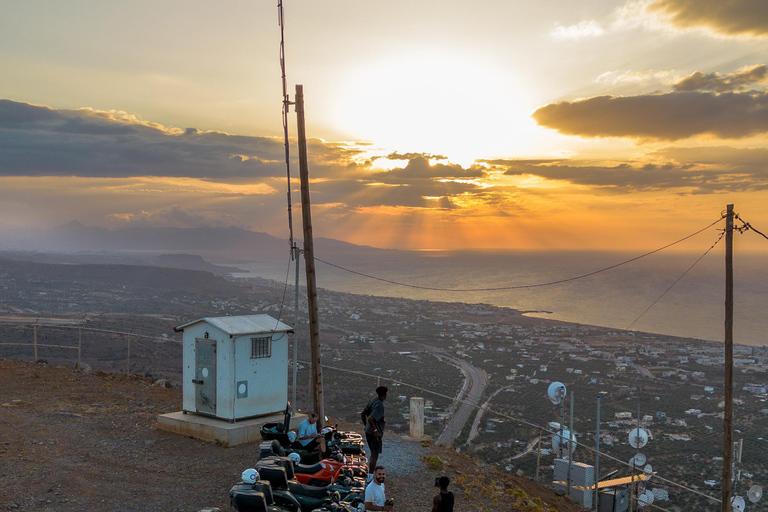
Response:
[297,413,327,454]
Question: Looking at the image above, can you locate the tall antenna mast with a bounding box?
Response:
[278,0,302,411]
[278,0,295,252]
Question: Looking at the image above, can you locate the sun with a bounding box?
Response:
[328,48,539,164]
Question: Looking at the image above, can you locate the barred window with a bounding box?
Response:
[251,336,271,359]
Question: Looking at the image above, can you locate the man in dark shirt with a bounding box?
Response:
[432,476,454,512]
[361,385,388,475]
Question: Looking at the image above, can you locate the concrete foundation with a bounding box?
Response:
[410,397,424,439]
[157,410,307,447]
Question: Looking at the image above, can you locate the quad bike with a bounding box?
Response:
[259,441,367,485]
[261,404,322,464]
[255,456,365,512]
[230,470,297,512]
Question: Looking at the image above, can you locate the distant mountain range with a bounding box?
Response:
[1,221,388,263]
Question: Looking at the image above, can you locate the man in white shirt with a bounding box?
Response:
[365,466,393,511]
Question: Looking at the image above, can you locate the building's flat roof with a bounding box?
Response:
[175,314,293,336]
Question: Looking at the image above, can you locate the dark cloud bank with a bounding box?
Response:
[0,100,287,181]
[649,0,768,37]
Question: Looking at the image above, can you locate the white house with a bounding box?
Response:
[175,314,293,421]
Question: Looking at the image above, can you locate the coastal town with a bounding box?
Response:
[1,257,767,510]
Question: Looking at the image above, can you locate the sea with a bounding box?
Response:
[232,249,768,346]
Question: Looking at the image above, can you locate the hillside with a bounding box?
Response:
[0,360,583,512]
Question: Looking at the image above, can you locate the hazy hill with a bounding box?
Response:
[0,257,246,295]
[2,221,390,263]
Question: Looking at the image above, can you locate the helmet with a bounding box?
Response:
[321,427,333,435]
[287,431,297,443]
[289,452,301,464]
[242,468,259,484]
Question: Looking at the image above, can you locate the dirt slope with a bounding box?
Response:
[0,360,582,512]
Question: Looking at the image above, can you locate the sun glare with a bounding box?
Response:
[330,49,537,164]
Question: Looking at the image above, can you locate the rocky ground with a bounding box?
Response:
[0,360,583,512]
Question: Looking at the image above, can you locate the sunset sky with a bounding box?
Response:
[2,0,768,251]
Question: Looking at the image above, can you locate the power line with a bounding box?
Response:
[738,215,768,242]
[311,360,720,506]
[626,231,726,330]
[315,217,725,292]
[278,0,296,254]
[272,248,294,332]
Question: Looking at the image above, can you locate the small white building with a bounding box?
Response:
[175,314,293,421]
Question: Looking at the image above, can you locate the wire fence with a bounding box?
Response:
[0,321,182,380]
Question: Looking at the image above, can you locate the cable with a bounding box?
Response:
[626,231,725,330]
[273,248,294,332]
[738,216,768,242]
[309,360,721,505]
[315,217,725,292]
[278,0,296,256]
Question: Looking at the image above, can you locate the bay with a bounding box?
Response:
[233,248,768,346]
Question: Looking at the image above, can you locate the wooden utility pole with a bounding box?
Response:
[33,323,38,361]
[722,204,734,512]
[295,84,324,427]
[535,428,542,483]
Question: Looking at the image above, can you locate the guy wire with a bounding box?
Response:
[626,230,726,330]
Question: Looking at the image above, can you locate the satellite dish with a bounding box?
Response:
[643,464,653,475]
[629,428,649,449]
[631,453,647,467]
[547,382,567,405]
[748,485,763,503]
[731,496,746,512]
[552,429,576,455]
[642,491,655,505]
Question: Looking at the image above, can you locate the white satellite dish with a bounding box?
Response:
[552,429,576,455]
[731,496,746,512]
[631,453,647,467]
[748,485,763,503]
[547,382,567,405]
[643,464,653,475]
[628,428,649,449]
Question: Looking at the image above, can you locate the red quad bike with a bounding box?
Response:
[259,441,367,488]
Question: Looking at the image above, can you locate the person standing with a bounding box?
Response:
[297,413,327,454]
[361,385,388,474]
[432,476,454,512]
[364,466,393,511]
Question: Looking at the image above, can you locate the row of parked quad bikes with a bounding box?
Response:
[229,406,374,512]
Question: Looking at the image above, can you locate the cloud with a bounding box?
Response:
[372,155,485,180]
[0,100,289,181]
[595,69,679,86]
[551,20,606,40]
[648,0,768,37]
[533,90,768,140]
[673,65,768,92]
[492,151,768,193]
[104,205,246,229]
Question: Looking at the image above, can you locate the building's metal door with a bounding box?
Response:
[194,338,216,416]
